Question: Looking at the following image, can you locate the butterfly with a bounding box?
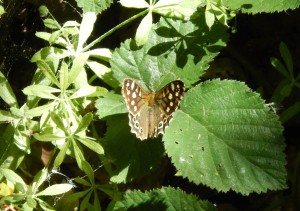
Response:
[122,78,185,140]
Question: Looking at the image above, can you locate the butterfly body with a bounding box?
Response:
[122,79,185,140]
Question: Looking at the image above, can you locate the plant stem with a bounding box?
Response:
[82,9,149,52]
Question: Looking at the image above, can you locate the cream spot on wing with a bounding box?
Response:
[132,91,137,99]
[168,93,173,100]
[166,107,170,113]
[131,100,135,105]
[131,82,135,90]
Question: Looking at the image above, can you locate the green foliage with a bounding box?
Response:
[270,42,300,123]
[76,0,113,13]
[0,0,292,210]
[113,186,216,210]
[104,115,165,183]
[223,0,300,13]
[164,79,286,194]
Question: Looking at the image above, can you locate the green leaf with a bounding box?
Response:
[75,113,93,133]
[153,0,197,19]
[68,53,90,86]
[270,78,290,103]
[36,184,73,196]
[59,62,69,92]
[76,137,104,155]
[163,79,286,195]
[43,18,61,29]
[76,0,113,13]
[0,6,5,17]
[113,186,216,210]
[0,169,27,191]
[81,161,95,183]
[270,57,289,79]
[35,32,68,47]
[111,15,228,88]
[120,0,149,8]
[87,48,112,61]
[135,12,153,46]
[95,92,127,119]
[31,46,71,63]
[223,0,300,14]
[32,168,48,191]
[69,85,107,99]
[33,133,64,142]
[0,71,17,107]
[54,141,69,168]
[36,60,60,87]
[25,102,57,117]
[280,101,300,123]
[279,42,293,76]
[104,115,165,183]
[0,125,26,172]
[74,177,91,186]
[23,85,60,100]
[77,12,96,53]
[26,197,37,209]
[86,61,119,89]
[73,140,86,170]
[36,198,55,211]
[205,9,215,29]
[51,112,68,134]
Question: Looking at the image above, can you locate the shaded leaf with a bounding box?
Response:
[114,186,216,210]
[95,92,128,119]
[104,115,164,183]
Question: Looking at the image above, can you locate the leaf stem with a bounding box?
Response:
[82,9,149,52]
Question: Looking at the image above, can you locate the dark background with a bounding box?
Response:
[0,0,299,210]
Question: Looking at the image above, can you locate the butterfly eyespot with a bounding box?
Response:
[122,79,185,140]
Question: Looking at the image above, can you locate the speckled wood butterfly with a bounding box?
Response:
[122,79,185,140]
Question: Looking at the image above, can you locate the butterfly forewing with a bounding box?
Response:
[122,79,185,140]
[122,79,147,115]
[155,80,185,116]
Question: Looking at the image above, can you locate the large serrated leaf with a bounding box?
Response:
[113,186,216,210]
[163,79,286,195]
[95,92,128,119]
[76,0,113,13]
[104,115,164,183]
[111,15,228,89]
[223,0,300,14]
